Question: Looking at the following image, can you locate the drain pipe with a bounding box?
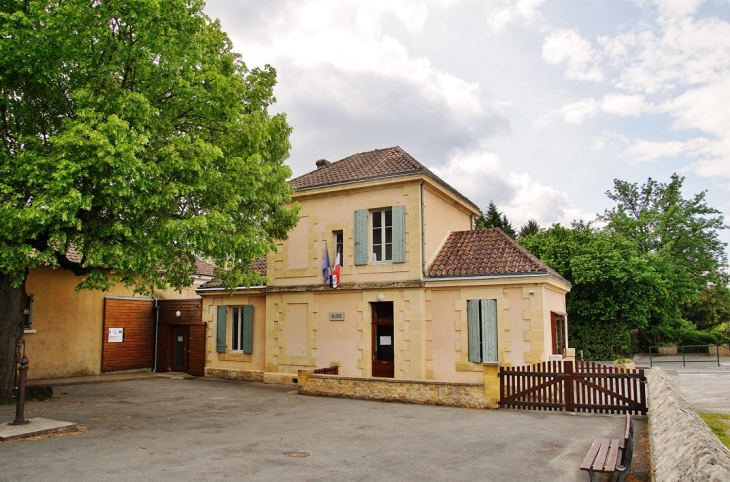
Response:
[420,182,427,277]
[153,297,160,372]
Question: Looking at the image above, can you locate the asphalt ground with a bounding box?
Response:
[0,377,648,482]
[666,369,730,414]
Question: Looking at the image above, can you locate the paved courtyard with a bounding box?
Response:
[1,377,647,481]
[667,368,730,414]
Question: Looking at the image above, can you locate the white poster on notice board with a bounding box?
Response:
[108,328,124,343]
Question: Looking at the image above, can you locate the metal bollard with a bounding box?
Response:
[10,339,30,426]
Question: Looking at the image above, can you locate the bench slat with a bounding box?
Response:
[605,439,621,471]
[594,438,611,470]
[580,440,603,470]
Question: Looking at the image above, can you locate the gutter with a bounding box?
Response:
[195,285,266,293]
[425,271,571,287]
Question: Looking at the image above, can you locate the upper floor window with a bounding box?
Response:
[371,209,392,262]
[354,205,405,266]
[334,230,344,265]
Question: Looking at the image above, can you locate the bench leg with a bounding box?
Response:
[616,467,630,482]
[586,469,596,482]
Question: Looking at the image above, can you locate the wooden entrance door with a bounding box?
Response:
[372,302,394,378]
[172,326,189,372]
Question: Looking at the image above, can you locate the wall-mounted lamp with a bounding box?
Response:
[528,290,534,295]
[175,310,181,318]
[376,293,385,302]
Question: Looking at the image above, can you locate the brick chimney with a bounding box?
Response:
[316,159,330,169]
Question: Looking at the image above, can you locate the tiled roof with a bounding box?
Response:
[427,229,568,283]
[65,244,217,277]
[289,146,479,211]
[197,255,267,289]
[194,258,216,277]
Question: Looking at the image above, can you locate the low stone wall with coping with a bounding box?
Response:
[647,368,730,482]
[205,367,264,382]
[297,372,490,408]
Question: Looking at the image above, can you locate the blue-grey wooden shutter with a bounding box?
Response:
[391,205,405,263]
[216,305,226,353]
[482,299,498,362]
[354,209,368,265]
[242,305,254,355]
[467,300,481,363]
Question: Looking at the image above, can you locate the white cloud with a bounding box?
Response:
[430,149,593,227]
[653,0,705,20]
[601,93,648,116]
[486,0,547,32]
[209,0,491,125]
[542,29,604,81]
[558,98,599,125]
[663,78,730,137]
[543,5,730,183]
[625,139,688,161]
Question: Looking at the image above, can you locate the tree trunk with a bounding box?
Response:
[0,274,26,403]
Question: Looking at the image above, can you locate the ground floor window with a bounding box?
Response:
[24,294,34,330]
[229,305,253,354]
[467,299,498,363]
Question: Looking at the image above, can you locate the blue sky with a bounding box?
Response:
[204,0,730,248]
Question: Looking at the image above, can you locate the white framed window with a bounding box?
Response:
[371,209,393,262]
[334,230,344,265]
[231,306,245,352]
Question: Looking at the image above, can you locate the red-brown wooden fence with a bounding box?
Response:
[499,361,646,415]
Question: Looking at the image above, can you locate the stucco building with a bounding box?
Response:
[198,146,570,384]
[23,256,214,380]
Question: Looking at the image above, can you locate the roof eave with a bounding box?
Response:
[292,170,481,213]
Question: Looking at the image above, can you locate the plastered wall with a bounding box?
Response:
[270,183,416,286]
[202,292,267,374]
[23,266,196,379]
[422,186,473,265]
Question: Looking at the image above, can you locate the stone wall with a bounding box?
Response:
[205,367,264,382]
[297,372,489,408]
[647,368,730,482]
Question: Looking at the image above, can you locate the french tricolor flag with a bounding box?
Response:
[331,252,341,288]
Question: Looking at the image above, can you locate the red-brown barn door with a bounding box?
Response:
[102,298,155,372]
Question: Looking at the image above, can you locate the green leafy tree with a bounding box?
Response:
[0,0,299,401]
[475,201,516,238]
[520,223,673,359]
[518,219,540,238]
[600,174,728,336]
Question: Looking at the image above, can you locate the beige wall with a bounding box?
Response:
[544,286,569,353]
[270,181,420,286]
[422,186,473,265]
[24,266,197,380]
[201,292,267,374]
[201,275,568,384]
[306,292,362,376]
[270,176,479,288]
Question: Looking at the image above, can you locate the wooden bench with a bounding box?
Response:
[580,413,634,482]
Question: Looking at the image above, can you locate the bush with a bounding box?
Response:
[569,319,633,360]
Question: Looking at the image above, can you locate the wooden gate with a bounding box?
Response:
[499,361,646,415]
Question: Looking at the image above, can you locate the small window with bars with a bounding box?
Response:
[24,295,34,330]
